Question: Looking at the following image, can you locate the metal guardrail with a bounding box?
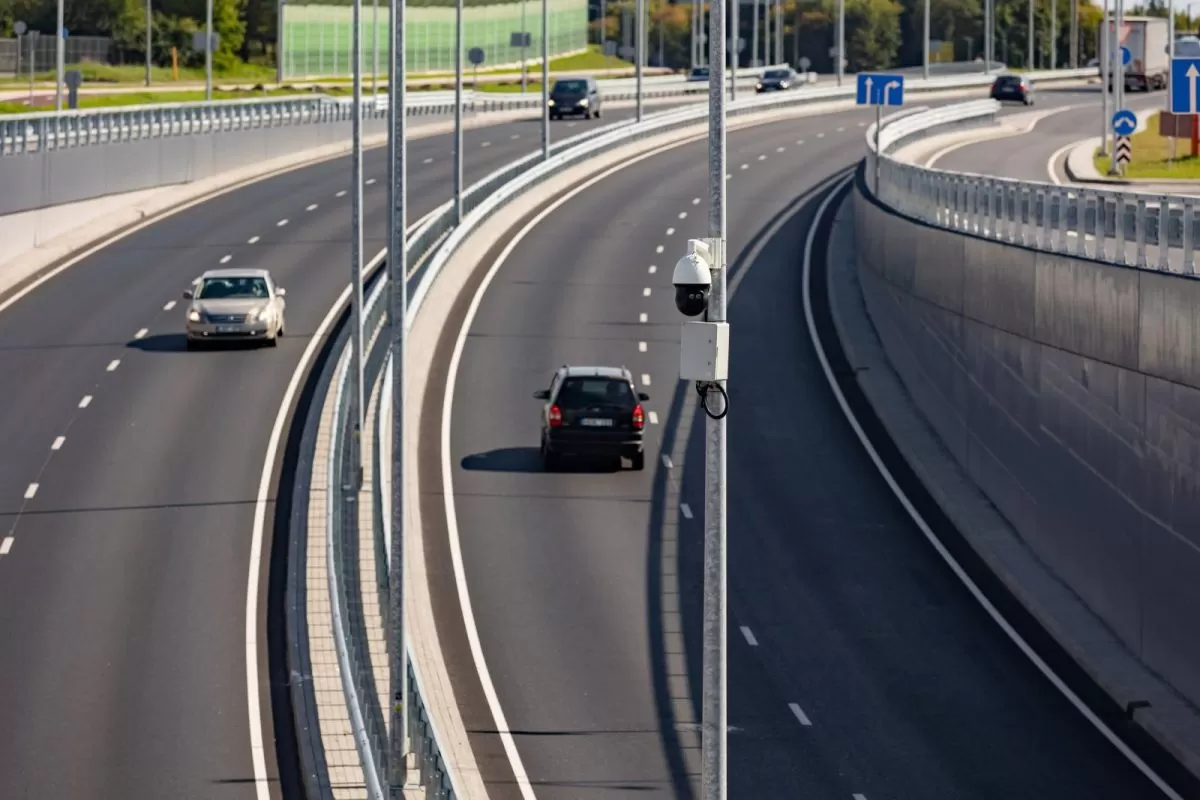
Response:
[315,65,1100,800]
[870,98,1200,274]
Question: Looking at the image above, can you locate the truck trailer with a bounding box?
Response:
[1099,16,1169,91]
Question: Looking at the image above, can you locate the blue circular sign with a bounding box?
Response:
[1111,108,1138,135]
[1121,46,1132,65]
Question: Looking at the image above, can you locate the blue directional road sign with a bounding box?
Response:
[1111,108,1138,136]
[1170,58,1200,114]
[1121,46,1131,66]
[855,72,905,106]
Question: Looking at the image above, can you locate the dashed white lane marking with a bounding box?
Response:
[776,146,785,152]
[135,328,148,339]
[643,287,652,297]
[79,395,93,409]
[679,211,687,219]
[648,410,659,425]
[648,265,657,274]
[757,154,767,161]
[307,203,318,211]
[837,126,845,132]
[816,132,825,138]
[163,301,177,311]
[106,360,120,372]
[481,141,491,147]
[796,139,804,145]
[0,537,12,556]
[423,157,434,164]
[336,190,347,197]
[789,703,813,726]
[220,254,232,264]
[681,503,694,519]
[655,245,664,254]
[740,626,759,646]
[567,122,577,127]
[639,312,648,323]
[666,227,675,236]
[853,795,868,800]
[740,163,749,170]
[662,454,673,468]
[51,437,65,451]
[366,177,377,184]
[510,133,520,139]
[277,219,289,227]
[726,172,732,179]
[858,121,866,127]
[23,484,38,500]
[641,373,651,386]
[692,197,701,205]
[248,236,260,244]
[638,341,647,352]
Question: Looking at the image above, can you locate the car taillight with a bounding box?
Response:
[632,404,644,430]
[549,405,562,427]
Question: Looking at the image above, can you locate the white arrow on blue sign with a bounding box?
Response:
[1111,108,1138,136]
[855,72,905,106]
[1170,57,1200,114]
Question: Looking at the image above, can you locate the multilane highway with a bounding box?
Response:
[433,86,1171,799]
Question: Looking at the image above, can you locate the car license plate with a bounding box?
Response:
[216,325,242,333]
[580,418,613,427]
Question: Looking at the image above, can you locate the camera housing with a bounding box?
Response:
[672,251,712,317]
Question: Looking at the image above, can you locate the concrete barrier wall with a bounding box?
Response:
[853,183,1200,711]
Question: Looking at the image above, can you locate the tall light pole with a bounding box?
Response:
[521,0,528,92]
[541,0,549,160]
[984,0,994,72]
[1051,0,1057,68]
[351,0,365,481]
[146,0,152,86]
[751,0,758,67]
[454,0,463,220]
[1111,0,1125,175]
[730,0,737,100]
[373,0,380,97]
[55,0,64,111]
[205,0,213,100]
[1070,0,1078,67]
[1100,0,1109,156]
[836,0,844,84]
[1027,0,1034,70]
[386,0,410,787]
[923,0,930,79]
[637,0,645,119]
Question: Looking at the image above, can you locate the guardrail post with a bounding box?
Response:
[1158,196,1171,272]
[1184,200,1196,275]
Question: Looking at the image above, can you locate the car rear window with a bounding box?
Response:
[996,76,1022,87]
[764,69,790,79]
[554,79,587,93]
[556,377,636,410]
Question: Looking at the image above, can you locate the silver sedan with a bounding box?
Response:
[183,268,287,349]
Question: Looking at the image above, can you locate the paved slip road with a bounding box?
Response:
[0,107,636,800]
[442,87,1170,799]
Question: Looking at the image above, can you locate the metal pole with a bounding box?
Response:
[373,0,379,97]
[521,0,527,92]
[387,0,410,783]
[146,0,153,86]
[1113,0,1124,175]
[205,0,213,100]
[454,0,463,220]
[542,0,549,160]
[1027,0,1034,70]
[351,0,365,480]
[729,0,737,100]
[637,0,644,119]
[923,0,930,79]
[56,0,64,111]
[836,0,844,85]
[985,0,993,72]
[751,0,758,66]
[1051,0,1056,68]
[703,0,726,795]
[1100,0,1109,156]
[775,0,782,64]
[1070,0,1078,67]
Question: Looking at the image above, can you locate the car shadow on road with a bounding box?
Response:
[126,334,264,352]
[461,447,622,474]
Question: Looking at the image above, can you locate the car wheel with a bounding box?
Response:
[595,107,601,118]
[278,316,285,337]
[631,451,645,471]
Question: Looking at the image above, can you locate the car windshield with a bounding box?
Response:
[692,68,708,77]
[554,80,586,93]
[196,276,269,299]
[996,75,1022,87]
[556,377,636,410]
[764,69,790,79]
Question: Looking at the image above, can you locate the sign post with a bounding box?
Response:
[856,72,906,194]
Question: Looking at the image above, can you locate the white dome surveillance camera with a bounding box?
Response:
[672,250,712,317]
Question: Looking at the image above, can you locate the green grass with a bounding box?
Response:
[0,86,336,114]
[1094,111,1200,179]
[0,61,277,87]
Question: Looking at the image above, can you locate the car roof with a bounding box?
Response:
[198,268,273,279]
[559,365,632,380]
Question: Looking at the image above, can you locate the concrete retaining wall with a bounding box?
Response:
[852,183,1200,712]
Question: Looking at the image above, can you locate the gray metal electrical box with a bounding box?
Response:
[680,321,729,382]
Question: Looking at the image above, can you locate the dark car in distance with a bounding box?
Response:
[990,73,1034,105]
[756,67,798,93]
[549,77,602,119]
[534,365,649,471]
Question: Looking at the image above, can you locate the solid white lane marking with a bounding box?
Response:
[220,254,233,264]
[789,703,813,726]
[276,219,289,227]
[643,287,652,297]
[23,484,38,500]
[135,328,148,339]
[307,203,319,211]
[423,157,434,164]
[481,141,491,147]
[740,626,758,646]
[1047,140,1076,185]
[0,537,12,555]
[801,175,1186,800]
[666,227,675,236]
[366,177,377,184]
[655,245,664,254]
[638,341,647,352]
[692,197,701,205]
[679,211,687,219]
[662,454,673,468]
[639,312,648,323]
[248,236,260,244]
[336,190,347,197]
[648,265,657,274]
[757,154,766,161]
[163,301,177,311]
[51,437,65,451]
[641,373,651,386]
[78,395,92,409]
[106,360,120,372]
[681,503,693,519]
[648,410,659,424]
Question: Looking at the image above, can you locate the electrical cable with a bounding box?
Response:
[695,380,729,420]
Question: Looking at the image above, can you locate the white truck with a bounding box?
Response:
[1099,16,1170,91]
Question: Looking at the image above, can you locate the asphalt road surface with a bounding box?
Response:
[440,89,1171,799]
[0,107,629,800]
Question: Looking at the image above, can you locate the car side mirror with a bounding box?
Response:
[638,392,650,402]
[182,290,193,299]
[533,389,550,400]
[276,287,286,297]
